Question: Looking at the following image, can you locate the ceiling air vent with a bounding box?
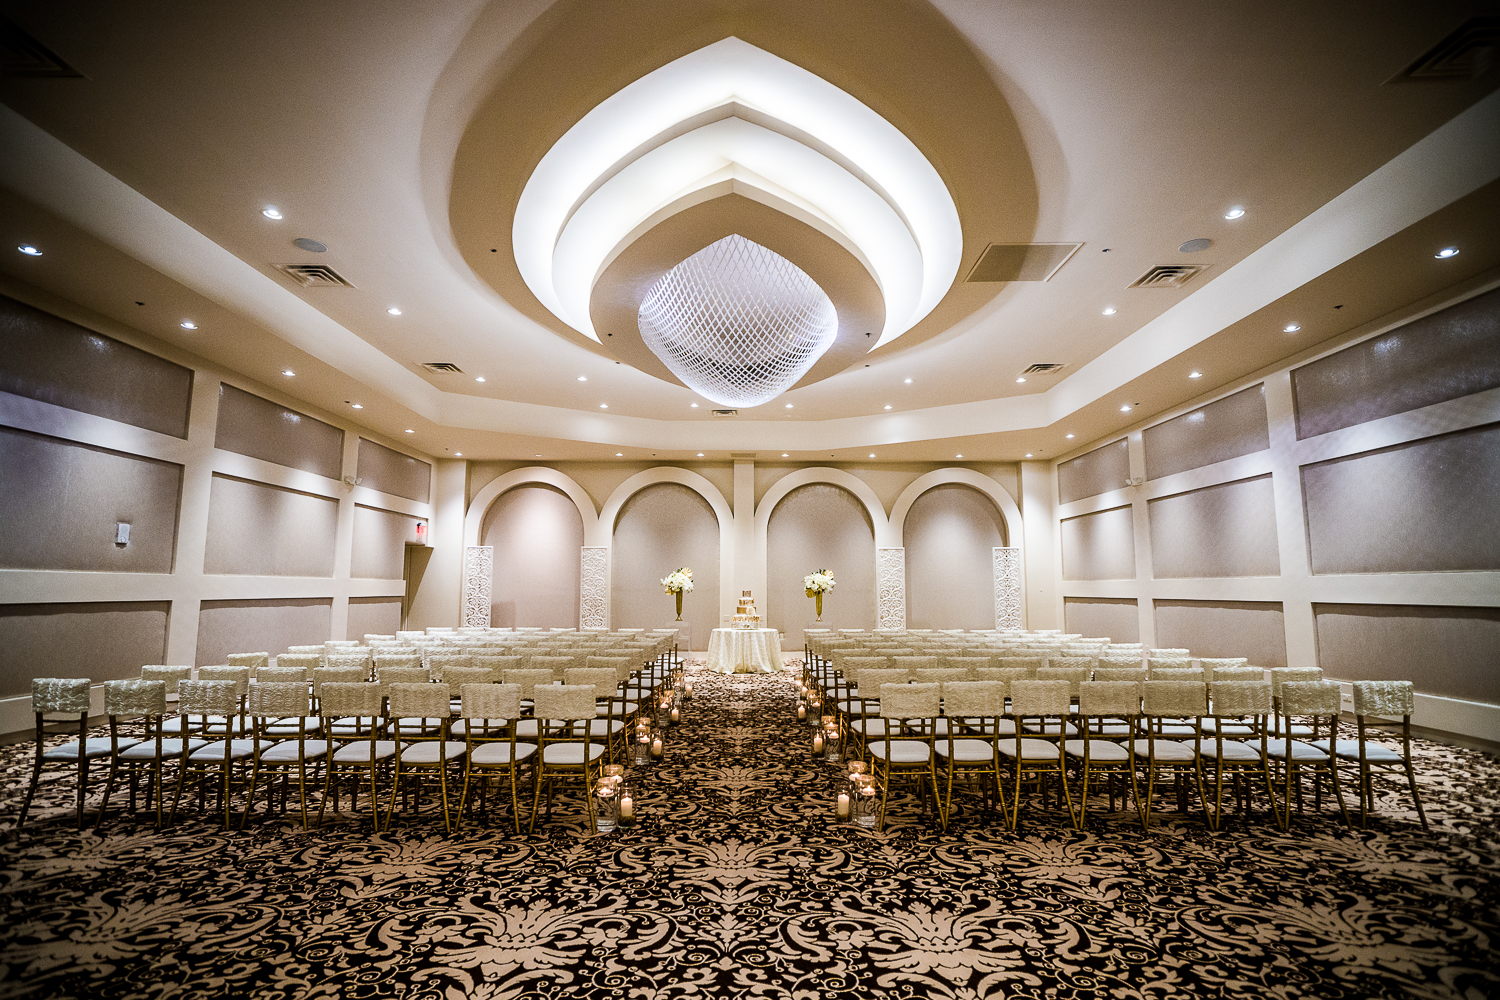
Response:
[711,408,738,417]
[275,263,355,288]
[966,243,1082,282]
[1392,16,1499,81]
[0,16,84,78]
[1130,264,1207,288]
[421,362,465,374]
[1021,363,1066,375]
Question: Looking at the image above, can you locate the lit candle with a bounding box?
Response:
[651,736,663,758]
[813,733,824,754]
[836,793,851,820]
[670,706,680,723]
[619,795,634,821]
[797,704,807,720]
[684,680,693,697]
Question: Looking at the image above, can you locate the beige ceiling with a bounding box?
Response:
[0,0,1496,461]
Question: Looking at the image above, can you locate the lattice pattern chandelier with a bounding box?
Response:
[638,235,839,408]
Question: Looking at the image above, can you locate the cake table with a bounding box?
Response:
[706,628,783,674]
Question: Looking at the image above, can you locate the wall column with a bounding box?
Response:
[1019,460,1056,629]
[733,454,757,630]
[407,458,466,629]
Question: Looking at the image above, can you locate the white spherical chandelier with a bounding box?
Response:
[638,235,838,408]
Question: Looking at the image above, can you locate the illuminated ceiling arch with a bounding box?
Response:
[512,36,962,350]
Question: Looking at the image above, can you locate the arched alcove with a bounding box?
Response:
[481,484,584,627]
[610,483,721,646]
[766,482,876,645]
[904,483,1008,628]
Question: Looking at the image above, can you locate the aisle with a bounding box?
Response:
[0,666,1496,999]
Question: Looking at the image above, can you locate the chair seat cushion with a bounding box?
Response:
[470,742,538,765]
[451,719,511,737]
[189,739,273,761]
[934,738,996,762]
[1022,721,1078,737]
[1203,739,1263,761]
[587,719,625,736]
[998,738,1061,760]
[849,719,887,737]
[395,717,449,729]
[118,738,205,760]
[1268,720,1314,737]
[261,739,332,762]
[601,701,639,716]
[1266,739,1330,762]
[1313,738,1403,762]
[1063,739,1130,761]
[1092,724,1136,737]
[1129,738,1196,762]
[44,737,131,760]
[332,740,403,763]
[201,717,253,736]
[1201,719,1256,736]
[400,741,467,763]
[957,718,1018,736]
[868,740,931,764]
[542,742,605,764]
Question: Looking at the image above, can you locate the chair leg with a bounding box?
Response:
[1403,759,1428,831]
[94,755,122,832]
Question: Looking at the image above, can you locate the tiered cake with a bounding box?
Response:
[733,590,761,627]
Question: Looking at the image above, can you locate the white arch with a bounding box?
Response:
[888,468,1023,550]
[753,467,892,545]
[598,467,737,623]
[463,467,599,548]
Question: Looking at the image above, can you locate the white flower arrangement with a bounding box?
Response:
[803,569,836,595]
[661,567,694,595]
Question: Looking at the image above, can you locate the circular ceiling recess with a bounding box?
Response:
[1179,238,1213,253]
[638,235,838,407]
[511,36,961,351]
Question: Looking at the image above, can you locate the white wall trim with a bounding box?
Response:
[463,466,600,549]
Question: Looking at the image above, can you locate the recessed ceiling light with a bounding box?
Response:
[1065,433,1075,439]
[350,403,363,409]
[1189,371,1203,379]
[17,245,42,256]
[386,307,402,316]
[262,207,283,220]
[404,428,415,434]
[1015,377,1026,383]
[956,454,963,459]
[1283,322,1301,333]
[1224,206,1245,220]
[454,452,462,457]
[781,453,789,458]
[1435,247,1459,259]
[475,376,485,383]
[869,453,876,458]
[696,452,704,457]
[1120,404,1131,412]
[577,375,587,381]
[904,378,914,384]
[884,404,892,409]
[1025,453,1033,458]
[785,403,793,409]
[690,403,699,408]
[615,452,623,457]
[1102,306,1116,316]
[599,403,608,408]
[282,370,295,377]
[535,454,541,458]
[180,321,197,330]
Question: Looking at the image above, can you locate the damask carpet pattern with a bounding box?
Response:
[1,665,1497,999]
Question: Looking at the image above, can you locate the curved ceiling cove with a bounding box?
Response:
[512,36,962,351]
[639,234,838,407]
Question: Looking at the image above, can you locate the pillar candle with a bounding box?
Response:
[813,733,824,754]
[619,795,634,821]
[651,737,663,758]
[836,793,851,820]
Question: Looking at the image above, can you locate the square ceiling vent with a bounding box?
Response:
[711,408,738,417]
[1391,15,1499,81]
[275,263,355,288]
[965,243,1082,282]
[1130,264,1208,288]
[421,362,465,374]
[1021,363,1066,375]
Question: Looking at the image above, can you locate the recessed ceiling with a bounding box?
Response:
[0,0,1495,461]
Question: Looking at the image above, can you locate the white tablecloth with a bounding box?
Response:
[707,628,783,674]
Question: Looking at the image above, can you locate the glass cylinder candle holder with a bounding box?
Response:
[806,694,823,726]
[847,760,868,779]
[594,775,622,833]
[634,722,653,766]
[834,776,853,823]
[618,782,637,828]
[795,699,807,721]
[650,733,664,759]
[850,773,879,829]
[822,717,841,762]
[811,730,825,757]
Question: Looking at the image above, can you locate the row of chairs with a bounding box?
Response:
[18,648,679,833]
[816,667,1426,833]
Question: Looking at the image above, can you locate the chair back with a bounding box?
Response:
[1281,680,1342,719]
[104,678,167,717]
[529,655,574,681]
[1151,665,1205,682]
[1010,679,1071,717]
[1210,681,1271,718]
[1036,666,1089,695]
[1212,666,1262,683]
[445,666,497,695]
[997,657,1044,677]
[250,681,312,720]
[1269,666,1322,700]
[878,682,941,729]
[318,682,383,719]
[503,669,557,700]
[587,656,635,683]
[388,683,453,738]
[1352,680,1414,719]
[855,668,910,696]
[178,680,239,717]
[373,653,423,671]
[565,667,620,698]
[461,683,522,723]
[1048,655,1096,673]
[377,666,431,685]
[1078,680,1141,718]
[474,654,522,675]
[1091,666,1147,683]
[227,652,269,675]
[312,667,367,697]
[1097,656,1144,670]
[940,680,1004,717]
[1142,680,1207,717]
[913,667,968,684]
[141,665,192,693]
[893,655,939,672]
[274,653,320,676]
[532,684,597,724]
[198,666,251,698]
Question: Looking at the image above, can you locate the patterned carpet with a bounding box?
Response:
[1,663,1497,1000]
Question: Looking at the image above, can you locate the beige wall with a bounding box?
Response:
[610,482,720,644]
[905,483,1007,629]
[1053,279,1500,739]
[480,483,583,627]
[0,601,169,698]
[766,482,876,646]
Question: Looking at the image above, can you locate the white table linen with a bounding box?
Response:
[707,628,783,674]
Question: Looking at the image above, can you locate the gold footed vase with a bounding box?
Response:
[808,590,823,621]
[675,591,683,621]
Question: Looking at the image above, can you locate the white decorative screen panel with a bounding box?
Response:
[993,547,1022,629]
[579,546,609,629]
[876,547,907,630]
[463,545,493,628]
